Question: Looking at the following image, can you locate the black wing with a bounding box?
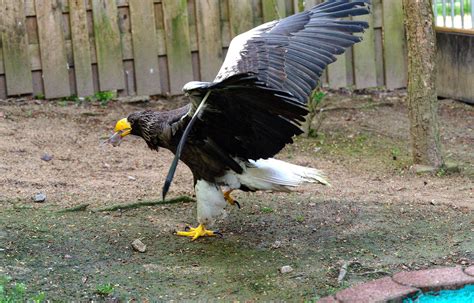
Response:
[215,0,370,103]
[162,0,370,198]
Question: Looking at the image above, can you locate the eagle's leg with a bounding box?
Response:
[223,189,240,209]
[176,224,220,241]
[177,180,227,240]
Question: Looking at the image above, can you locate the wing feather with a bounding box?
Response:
[214,0,370,103]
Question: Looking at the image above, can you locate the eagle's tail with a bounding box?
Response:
[237,158,329,192]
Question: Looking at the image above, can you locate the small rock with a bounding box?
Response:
[279,265,293,274]
[131,239,146,253]
[272,240,282,249]
[41,153,53,161]
[411,164,437,175]
[64,254,73,259]
[127,176,136,181]
[32,192,46,203]
[0,112,4,119]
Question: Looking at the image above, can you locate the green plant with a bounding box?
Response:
[0,275,45,303]
[34,93,45,100]
[295,215,305,223]
[260,206,274,213]
[391,147,401,160]
[95,283,114,296]
[94,91,115,106]
[62,94,79,102]
[304,89,327,137]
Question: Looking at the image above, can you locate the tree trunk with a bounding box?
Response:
[402,0,443,169]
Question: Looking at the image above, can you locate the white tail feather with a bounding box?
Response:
[237,158,329,191]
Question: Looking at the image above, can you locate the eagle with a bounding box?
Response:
[107,0,370,240]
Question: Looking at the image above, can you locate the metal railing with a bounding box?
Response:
[433,0,473,29]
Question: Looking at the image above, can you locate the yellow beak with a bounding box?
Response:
[114,118,132,137]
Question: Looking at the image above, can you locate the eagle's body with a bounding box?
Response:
[110,0,370,239]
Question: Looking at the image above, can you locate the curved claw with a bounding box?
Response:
[234,200,241,209]
[213,230,224,238]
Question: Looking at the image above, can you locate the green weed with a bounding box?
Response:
[95,283,114,296]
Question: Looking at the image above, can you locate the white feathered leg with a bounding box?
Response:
[195,179,228,226]
[176,179,227,240]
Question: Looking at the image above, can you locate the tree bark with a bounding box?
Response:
[402,0,443,168]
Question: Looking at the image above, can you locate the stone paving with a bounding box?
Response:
[318,266,474,303]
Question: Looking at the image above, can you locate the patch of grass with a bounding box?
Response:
[0,275,45,303]
[295,214,305,223]
[95,283,114,296]
[34,93,45,100]
[260,206,274,213]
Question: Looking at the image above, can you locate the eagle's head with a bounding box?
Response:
[106,111,158,148]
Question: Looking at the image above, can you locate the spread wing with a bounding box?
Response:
[215,0,370,103]
[162,0,370,198]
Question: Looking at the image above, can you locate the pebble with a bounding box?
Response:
[272,240,282,249]
[127,176,136,181]
[33,192,46,203]
[41,153,53,161]
[131,239,146,253]
[280,265,293,274]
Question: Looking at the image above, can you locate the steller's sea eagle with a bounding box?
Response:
[107,0,370,240]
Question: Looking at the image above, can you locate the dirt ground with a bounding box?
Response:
[0,92,472,301]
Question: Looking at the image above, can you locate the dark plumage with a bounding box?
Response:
[110,0,370,240]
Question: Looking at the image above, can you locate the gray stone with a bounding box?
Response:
[41,153,53,161]
[131,239,146,253]
[280,265,293,274]
[33,192,46,203]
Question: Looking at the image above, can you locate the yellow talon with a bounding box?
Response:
[224,190,240,208]
[176,224,217,241]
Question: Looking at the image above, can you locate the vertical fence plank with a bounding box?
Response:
[353,13,377,89]
[36,0,71,98]
[262,0,286,21]
[69,0,94,97]
[195,0,223,81]
[229,0,253,37]
[92,0,124,91]
[382,0,407,89]
[327,55,348,89]
[2,0,33,95]
[162,0,193,94]
[129,0,161,95]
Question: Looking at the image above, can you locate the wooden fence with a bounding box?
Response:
[0,0,407,100]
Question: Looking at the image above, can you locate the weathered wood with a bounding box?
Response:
[162,0,193,94]
[353,13,377,89]
[436,32,474,103]
[229,0,253,37]
[262,0,286,21]
[92,0,124,91]
[327,54,347,89]
[373,0,383,28]
[153,3,167,55]
[35,0,71,98]
[195,0,223,81]
[129,0,161,95]
[2,0,33,95]
[0,76,6,99]
[374,28,385,87]
[69,0,94,97]
[383,0,407,89]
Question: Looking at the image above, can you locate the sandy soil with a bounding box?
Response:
[0,92,472,300]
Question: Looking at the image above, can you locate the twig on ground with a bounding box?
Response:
[337,261,361,284]
[58,203,90,213]
[356,270,390,276]
[93,195,194,212]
